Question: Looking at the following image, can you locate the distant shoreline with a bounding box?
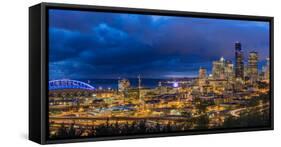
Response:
[49,78,196,89]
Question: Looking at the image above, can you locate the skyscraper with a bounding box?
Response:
[199,67,207,79]
[235,42,244,79]
[264,57,270,81]
[212,57,226,79]
[247,51,259,83]
[212,57,234,80]
[198,67,207,86]
[225,60,234,81]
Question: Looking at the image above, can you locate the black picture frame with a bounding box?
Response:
[29,2,274,144]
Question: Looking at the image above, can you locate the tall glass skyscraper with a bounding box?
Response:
[235,42,244,79]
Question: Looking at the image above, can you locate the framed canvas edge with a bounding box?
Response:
[34,2,274,144]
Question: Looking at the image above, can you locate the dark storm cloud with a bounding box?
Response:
[48,9,270,80]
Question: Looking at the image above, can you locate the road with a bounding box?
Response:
[229,102,269,117]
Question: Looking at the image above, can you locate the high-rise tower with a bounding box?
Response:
[211,57,233,80]
[247,51,259,83]
[235,42,244,79]
[264,57,270,81]
[212,57,225,79]
[198,67,207,87]
[198,67,207,79]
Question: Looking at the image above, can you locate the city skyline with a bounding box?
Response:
[49,9,270,80]
[47,9,271,139]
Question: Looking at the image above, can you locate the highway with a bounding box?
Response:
[229,102,269,117]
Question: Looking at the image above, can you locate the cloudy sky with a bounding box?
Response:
[48,9,270,80]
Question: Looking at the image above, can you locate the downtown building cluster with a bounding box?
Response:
[197,42,270,94]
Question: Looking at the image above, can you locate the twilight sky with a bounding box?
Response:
[48,9,270,80]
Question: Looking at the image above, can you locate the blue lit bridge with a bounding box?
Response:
[49,79,95,90]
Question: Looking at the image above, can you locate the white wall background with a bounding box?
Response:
[0,0,279,146]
